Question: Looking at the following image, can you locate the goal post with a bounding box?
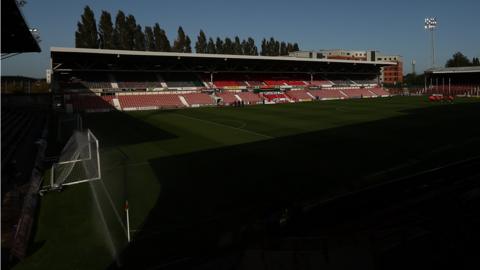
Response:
[44,129,101,192]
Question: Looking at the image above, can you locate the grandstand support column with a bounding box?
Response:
[210,72,213,84]
[424,75,427,92]
[442,77,445,93]
[310,72,313,84]
[448,78,451,96]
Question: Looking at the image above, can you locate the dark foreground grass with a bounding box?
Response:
[15,97,480,269]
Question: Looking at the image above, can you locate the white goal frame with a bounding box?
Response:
[48,129,101,189]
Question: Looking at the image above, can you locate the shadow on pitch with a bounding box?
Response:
[109,101,480,269]
[84,110,178,148]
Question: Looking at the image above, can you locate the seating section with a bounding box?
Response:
[1,109,47,248]
[420,85,480,96]
[341,88,376,98]
[118,94,184,109]
[1,110,46,170]
[181,93,214,106]
[329,79,351,86]
[309,90,346,99]
[58,72,387,92]
[352,79,378,85]
[81,72,112,89]
[236,92,263,103]
[115,72,162,89]
[210,74,248,88]
[57,72,112,90]
[217,92,239,104]
[263,93,290,102]
[286,90,313,101]
[245,79,265,87]
[369,87,390,96]
[163,73,204,88]
[309,80,333,86]
[71,95,114,111]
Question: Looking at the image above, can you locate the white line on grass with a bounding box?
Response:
[100,179,129,237]
[173,113,274,139]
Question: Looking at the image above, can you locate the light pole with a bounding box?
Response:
[424,17,438,68]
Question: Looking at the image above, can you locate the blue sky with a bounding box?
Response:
[2,0,479,78]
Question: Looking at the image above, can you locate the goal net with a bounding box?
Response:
[48,129,101,189]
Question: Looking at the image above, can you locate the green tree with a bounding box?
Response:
[472,57,480,66]
[274,40,280,56]
[241,39,248,55]
[153,23,170,52]
[445,52,472,67]
[195,30,207,53]
[293,43,300,52]
[260,38,267,56]
[248,37,257,55]
[215,37,224,54]
[234,36,242,55]
[185,36,192,53]
[98,10,114,49]
[286,43,293,53]
[206,38,216,54]
[133,25,145,51]
[75,5,99,48]
[144,26,155,51]
[125,15,137,50]
[268,37,276,56]
[280,42,287,56]
[173,26,187,52]
[113,10,128,49]
[159,28,171,52]
[224,37,233,54]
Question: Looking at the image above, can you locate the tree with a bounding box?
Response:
[184,36,192,53]
[206,38,216,54]
[274,40,280,56]
[445,52,471,67]
[153,23,170,52]
[280,42,287,56]
[268,37,276,56]
[223,37,234,54]
[75,5,99,48]
[215,37,224,54]
[286,43,293,53]
[195,30,207,53]
[159,28,171,52]
[133,25,145,51]
[472,57,480,66]
[293,43,300,52]
[173,26,187,52]
[125,15,137,50]
[234,36,242,55]
[98,11,114,49]
[113,10,128,49]
[260,38,267,56]
[144,26,155,51]
[247,37,257,55]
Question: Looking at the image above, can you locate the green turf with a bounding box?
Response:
[15,96,480,269]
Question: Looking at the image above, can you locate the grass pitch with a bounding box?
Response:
[15,96,480,269]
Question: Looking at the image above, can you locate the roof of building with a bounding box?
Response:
[425,66,480,74]
[50,47,396,66]
[1,0,41,53]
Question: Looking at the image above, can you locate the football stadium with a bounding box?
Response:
[2,1,480,270]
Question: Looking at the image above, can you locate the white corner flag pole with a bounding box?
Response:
[125,200,131,243]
